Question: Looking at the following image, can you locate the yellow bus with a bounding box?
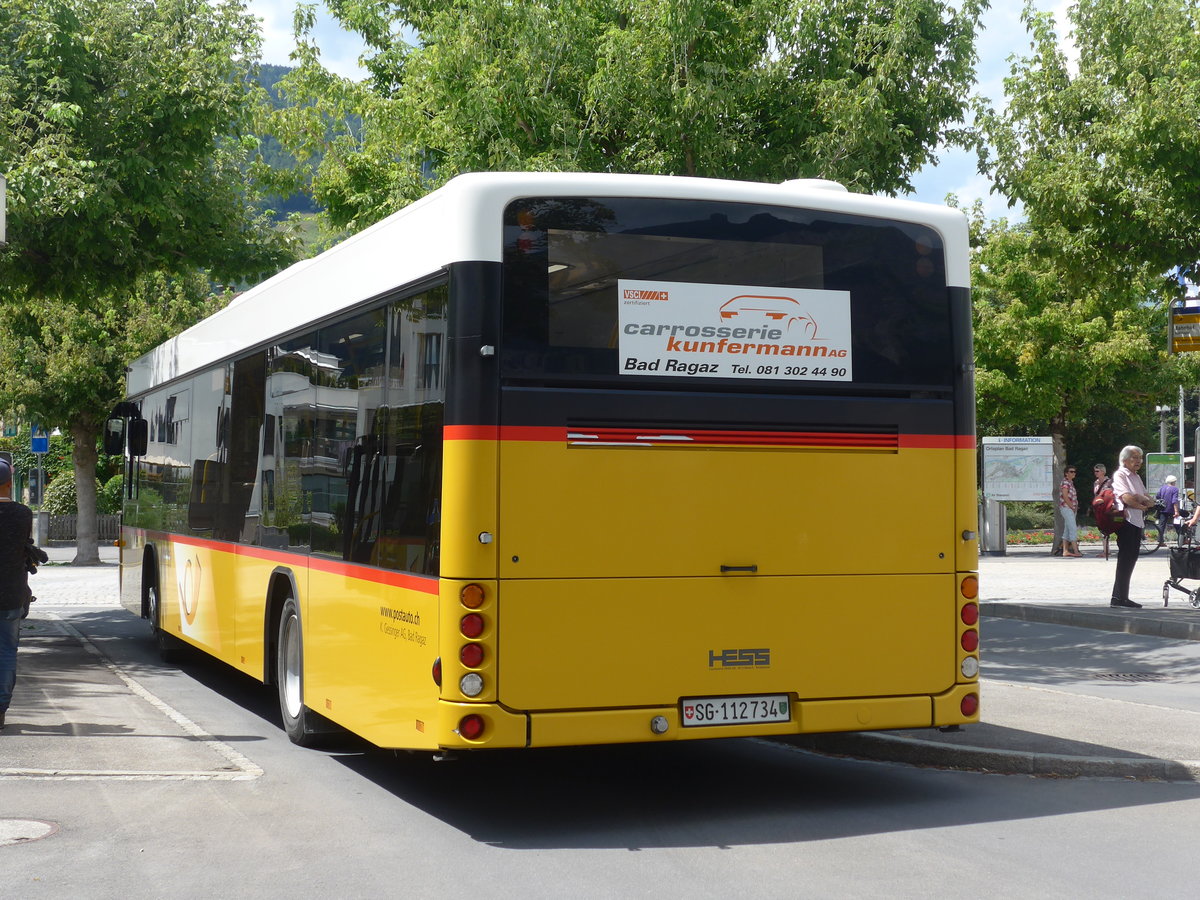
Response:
[111,172,980,751]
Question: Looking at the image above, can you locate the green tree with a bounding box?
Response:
[0,0,300,563]
[977,0,1200,282]
[275,0,986,231]
[0,272,230,563]
[969,210,1200,542]
[0,0,295,300]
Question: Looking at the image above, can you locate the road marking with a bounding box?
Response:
[0,615,263,782]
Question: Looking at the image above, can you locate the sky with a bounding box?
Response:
[247,0,1069,220]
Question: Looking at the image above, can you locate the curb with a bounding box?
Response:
[981,601,1200,641]
[781,732,1200,782]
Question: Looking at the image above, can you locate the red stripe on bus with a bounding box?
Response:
[127,529,439,594]
[445,426,972,449]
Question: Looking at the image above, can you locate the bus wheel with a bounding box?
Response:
[145,573,183,664]
[276,596,317,746]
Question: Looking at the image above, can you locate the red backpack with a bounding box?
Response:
[1092,488,1125,536]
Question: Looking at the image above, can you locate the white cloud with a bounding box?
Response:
[247,0,367,79]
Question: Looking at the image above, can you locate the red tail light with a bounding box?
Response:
[460,643,484,668]
[960,602,979,626]
[961,630,980,653]
[960,693,979,717]
[460,613,485,639]
[431,657,442,686]
[458,714,485,741]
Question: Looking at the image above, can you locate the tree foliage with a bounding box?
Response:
[275,0,986,230]
[0,0,296,300]
[967,206,1200,474]
[977,0,1200,282]
[0,272,231,561]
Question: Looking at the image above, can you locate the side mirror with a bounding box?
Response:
[128,417,149,457]
[103,418,126,456]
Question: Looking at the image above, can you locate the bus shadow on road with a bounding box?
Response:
[327,736,1200,850]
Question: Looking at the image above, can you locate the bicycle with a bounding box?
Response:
[1140,506,1166,555]
[1176,515,1196,548]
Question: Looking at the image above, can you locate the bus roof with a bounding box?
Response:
[126,171,970,396]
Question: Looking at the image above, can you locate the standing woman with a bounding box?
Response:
[1093,463,1113,558]
[1059,466,1082,557]
[1110,446,1155,609]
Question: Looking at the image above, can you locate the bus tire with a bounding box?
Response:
[144,564,184,664]
[276,596,319,746]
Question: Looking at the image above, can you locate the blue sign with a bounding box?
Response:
[31,429,48,454]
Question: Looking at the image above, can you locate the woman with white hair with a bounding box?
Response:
[1110,445,1155,608]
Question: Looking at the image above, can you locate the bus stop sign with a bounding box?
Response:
[31,430,48,454]
[1170,306,1200,354]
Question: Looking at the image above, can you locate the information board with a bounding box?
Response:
[1145,453,1182,493]
[982,436,1055,501]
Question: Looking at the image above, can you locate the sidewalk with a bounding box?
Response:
[26,542,121,609]
[980,540,1200,640]
[9,542,1200,782]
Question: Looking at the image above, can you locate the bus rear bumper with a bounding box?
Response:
[434,686,980,749]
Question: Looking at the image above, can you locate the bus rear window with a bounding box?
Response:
[501,197,954,389]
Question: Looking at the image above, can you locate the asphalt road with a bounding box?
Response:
[5,556,1200,897]
[5,605,1200,899]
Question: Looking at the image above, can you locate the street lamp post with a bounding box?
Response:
[1156,404,1173,453]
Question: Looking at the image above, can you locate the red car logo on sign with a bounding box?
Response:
[718,295,819,339]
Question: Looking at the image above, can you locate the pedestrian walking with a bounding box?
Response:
[0,459,44,730]
[1110,445,1155,609]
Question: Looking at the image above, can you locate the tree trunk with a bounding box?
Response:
[71,421,101,566]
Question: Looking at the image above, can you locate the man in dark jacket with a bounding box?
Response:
[0,458,35,730]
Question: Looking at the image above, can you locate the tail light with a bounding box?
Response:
[960,693,979,717]
[961,630,980,653]
[460,643,484,668]
[458,714,485,740]
[460,613,484,639]
[960,602,979,626]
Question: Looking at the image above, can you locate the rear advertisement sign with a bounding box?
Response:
[618,279,852,381]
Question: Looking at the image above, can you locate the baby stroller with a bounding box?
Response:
[1163,521,1200,608]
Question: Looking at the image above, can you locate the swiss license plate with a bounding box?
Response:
[680,694,791,728]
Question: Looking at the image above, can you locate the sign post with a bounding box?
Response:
[31,426,48,511]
